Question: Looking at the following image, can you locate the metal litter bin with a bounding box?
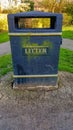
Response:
[8,11,63,89]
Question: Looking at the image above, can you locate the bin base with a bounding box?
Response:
[13,83,58,91]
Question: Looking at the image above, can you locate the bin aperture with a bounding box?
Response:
[15,17,56,29]
[8,11,62,89]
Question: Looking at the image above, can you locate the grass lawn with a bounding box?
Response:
[62,26,73,31]
[62,26,73,40]
[0,32,9,43]
[0,48,73,77]
[0,54,12,77]
[62,30,73,39]
[59,48,73,73]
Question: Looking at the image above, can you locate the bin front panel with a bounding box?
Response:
[8,11,62,86]
[10,35,61,85]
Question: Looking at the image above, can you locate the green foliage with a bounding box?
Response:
[65,2,73,24]
[17,0,34,12]
[2,8,19,14]
[0,14,8,31]
[18,4,30,12]
[30,1,34,11]
[63,13,72,26]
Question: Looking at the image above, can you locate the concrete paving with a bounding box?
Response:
[0,41,11,55]
[0,38,73,56]
[61,39,73,50]
[0,71,73,130]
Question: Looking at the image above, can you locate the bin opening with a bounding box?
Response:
[15,17,56,29]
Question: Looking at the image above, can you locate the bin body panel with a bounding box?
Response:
[10,35,61,86]
[8,11,62,86]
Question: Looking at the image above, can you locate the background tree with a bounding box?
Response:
[2,0,31,13]
[21,0,34,11]
[65,2,73,24]
[14,0,18,5]
[0,3,2,13]
[39,0,66,13]
[30,1,34,11]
